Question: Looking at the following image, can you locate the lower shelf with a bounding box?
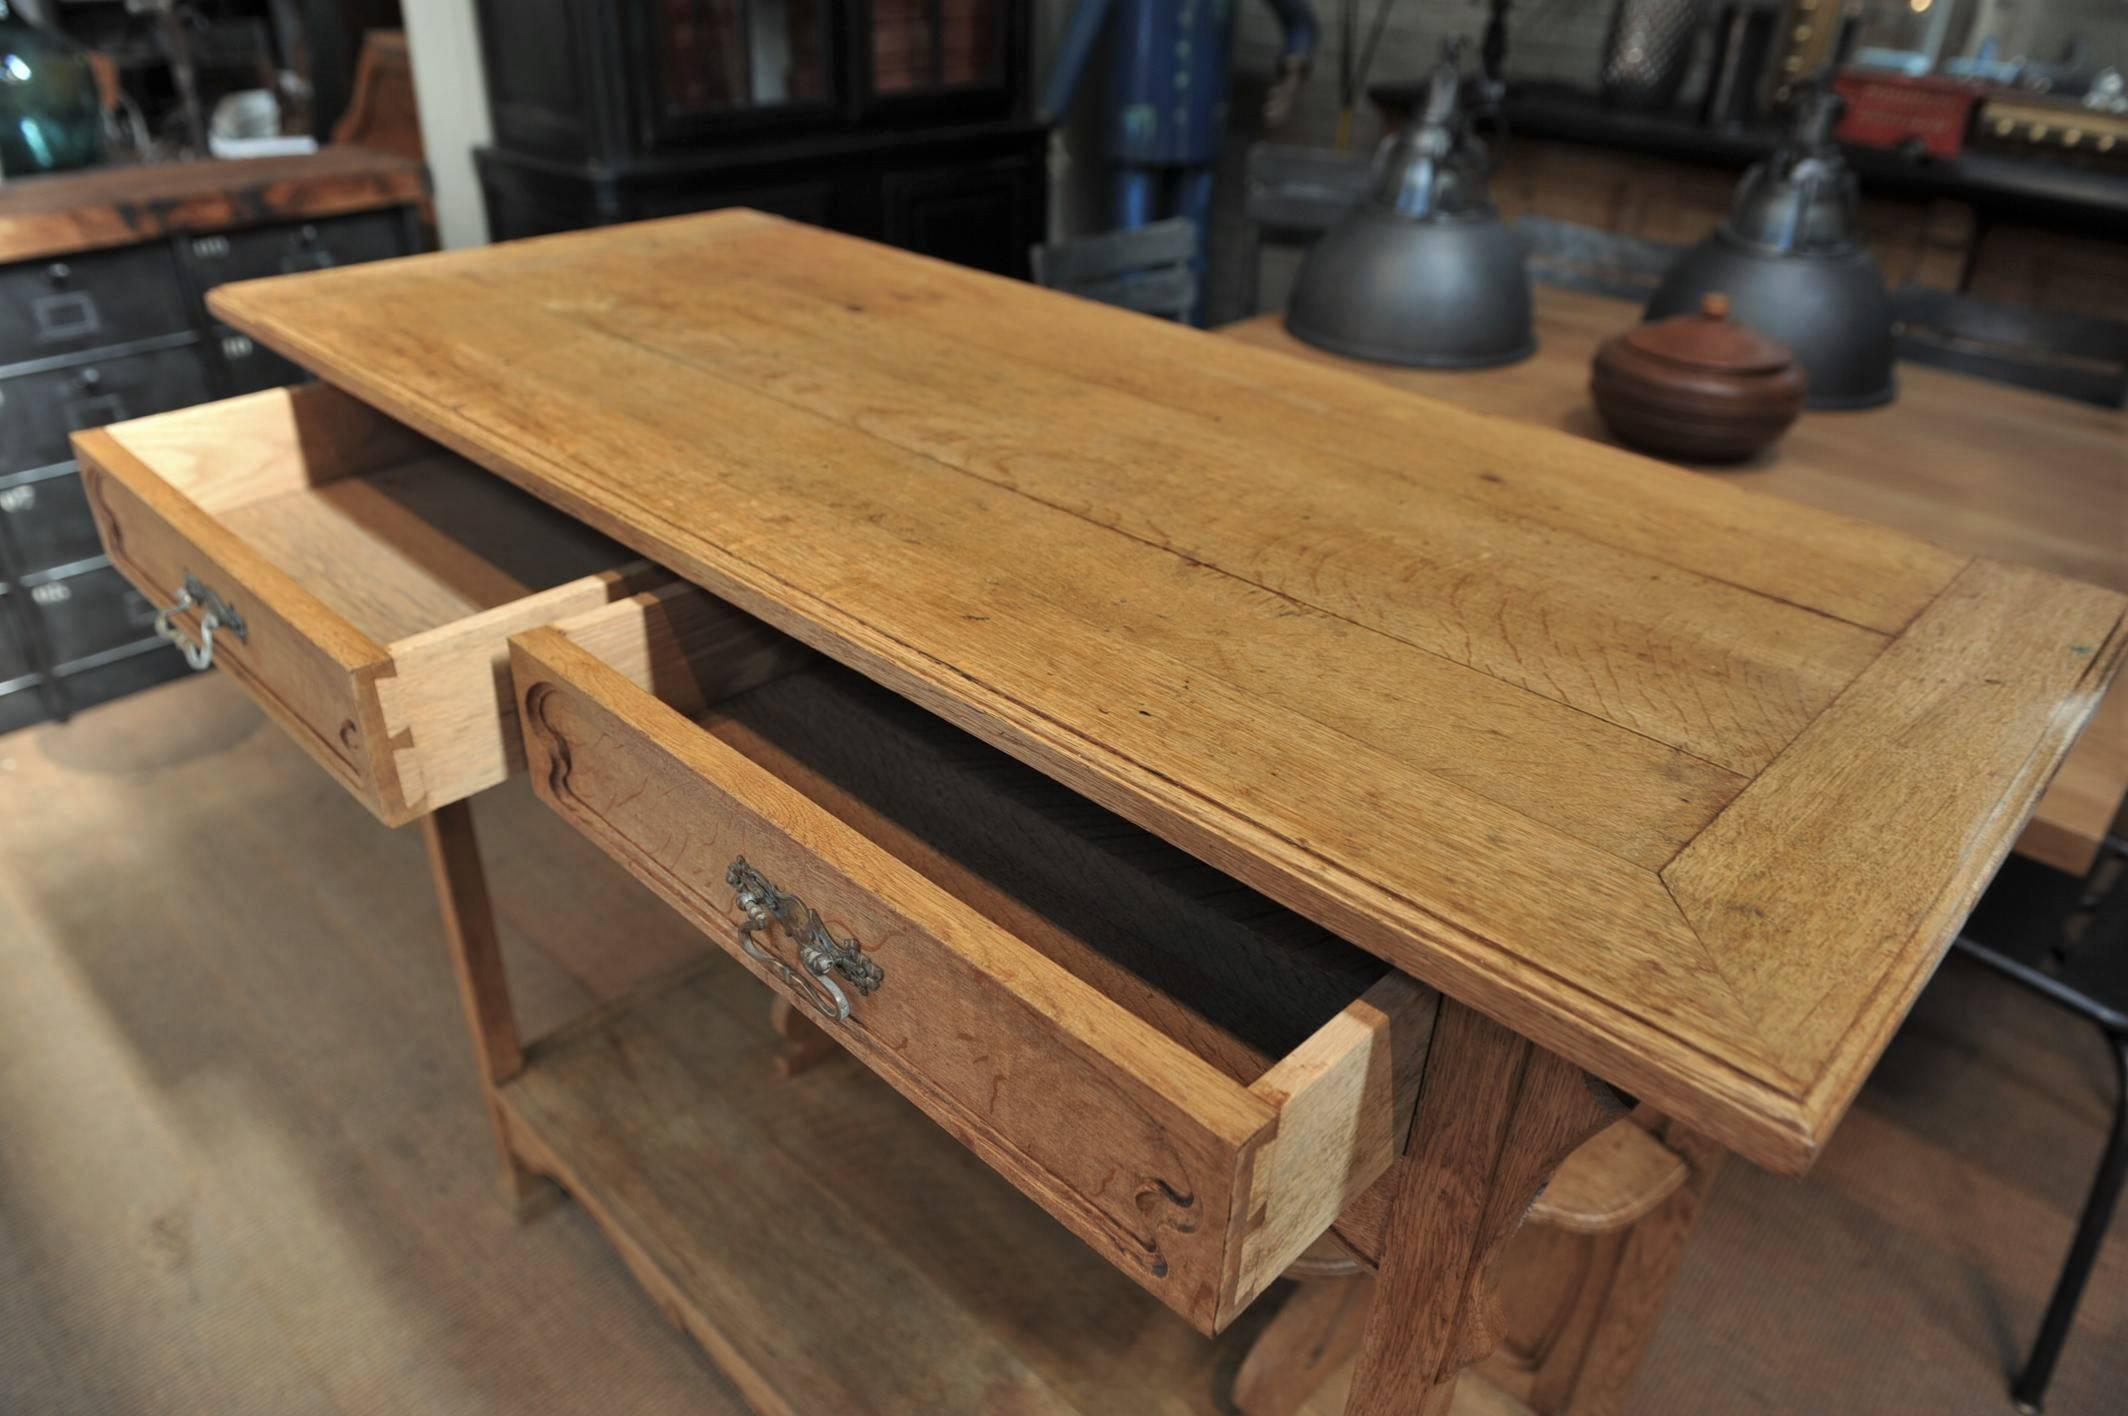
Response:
[497,951,1527,1416]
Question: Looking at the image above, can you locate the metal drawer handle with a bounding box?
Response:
[726,856,883,1022]
[153,573,248,671]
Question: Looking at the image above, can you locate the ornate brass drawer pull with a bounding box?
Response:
[153,572,248,671]
[726,857,884,1022]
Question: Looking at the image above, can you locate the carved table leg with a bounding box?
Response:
[421,799,554,1217]
[1504,1118,1725,1415]
[1345,999,1625,1416]
[768,993,843,1078]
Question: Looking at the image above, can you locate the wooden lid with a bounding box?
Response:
[1622,293,1795,375]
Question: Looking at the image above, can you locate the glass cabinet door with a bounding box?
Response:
[654,0,832,118]
[870,0,1005,96]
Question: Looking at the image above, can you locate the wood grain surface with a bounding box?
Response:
[0,147,426,264]
[1226,293,2128,878]
[212,211,2128,1173]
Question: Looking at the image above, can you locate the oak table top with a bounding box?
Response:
[1227,293,2128,878]
[210,211,2126,1174]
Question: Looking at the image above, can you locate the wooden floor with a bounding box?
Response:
[3,672,2123,1414]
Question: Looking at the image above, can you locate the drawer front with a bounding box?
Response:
[0,466,101,575]
[26,561,161,668]
[213,326,308,395]
[78,451,378,797]
[509,609,1403,1333]
[73,384,662,825]
[0,345,213,475]
[0,588,32,683]
[0,244,192,359]
[0,678,49,733]
[184,212,407,289]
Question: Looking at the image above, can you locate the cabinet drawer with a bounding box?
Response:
[212,326,308,395]
[0,344,214,476]
[25,560,160,667]
[0,244,192,359]
[509,585,1440,1335]
[52,636,190,715]
[0,584,31,684]
[0,464,101,575]
[184,212,407,289]
[71,383,661,825]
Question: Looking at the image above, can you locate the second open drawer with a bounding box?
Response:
[508,584,1441,1335]
[72,383,662,825]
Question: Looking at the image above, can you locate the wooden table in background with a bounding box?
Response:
[1227,294,2128,878]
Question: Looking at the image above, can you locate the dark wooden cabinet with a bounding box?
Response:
[0,151,426,735]
[473,0,1045,274]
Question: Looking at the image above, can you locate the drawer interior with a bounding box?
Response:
[126,394,627,646]
[703,659,1392,1082]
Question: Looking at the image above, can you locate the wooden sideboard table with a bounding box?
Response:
[69,214,2124,1415]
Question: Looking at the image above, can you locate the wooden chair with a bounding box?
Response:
[1029,217,1199,322]
[1891,286,2128,409]
[330,30,422,161]
[331,30,432,233]
[1954,835,2128,1413]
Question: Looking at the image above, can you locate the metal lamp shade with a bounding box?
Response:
[1647,87,1897,409]
[1284,52,1534,370]
[1646,233,1895,410]
[1287,206,1535,368]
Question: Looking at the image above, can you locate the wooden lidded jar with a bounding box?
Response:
[1591,293,1808,462]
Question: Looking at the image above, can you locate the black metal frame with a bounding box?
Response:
[1954,832,2128,1413]
[1890,286,2128,410]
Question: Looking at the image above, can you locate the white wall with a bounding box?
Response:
[401,0,495,249]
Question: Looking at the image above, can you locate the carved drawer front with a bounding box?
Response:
[70,383,662,825]
[509,584,1443,1336]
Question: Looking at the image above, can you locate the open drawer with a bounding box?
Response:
[72,384,661,825]
[508,584,1441,1335]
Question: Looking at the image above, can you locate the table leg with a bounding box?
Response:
[1345,1000,1626,1416]
[420,798,552,1216]
[1482,1117,1726,1415]
[768,993,843,1078]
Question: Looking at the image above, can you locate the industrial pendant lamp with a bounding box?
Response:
[1285,51,1534,369]
[1644,88,1897,409]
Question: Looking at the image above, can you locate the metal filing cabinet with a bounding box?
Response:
[0,160,424,736]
